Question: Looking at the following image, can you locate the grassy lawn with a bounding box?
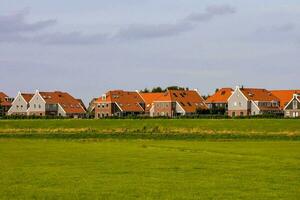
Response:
[0,119,300,136]
[0,139,299,200]
[0,119,299,199]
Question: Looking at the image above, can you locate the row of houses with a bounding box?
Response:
[1,86,300,118]
[0,90,86,118]
[206,87,300,118]
[93,89,207,118]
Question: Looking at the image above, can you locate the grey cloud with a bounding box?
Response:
[115,4,235,40]
[185,4,236,22]
[115,22,193,40]
[0,8,56,33]
[258,23,296,33]
[270,23,295,32]
[0,5,235,45]
[33,32,109,45]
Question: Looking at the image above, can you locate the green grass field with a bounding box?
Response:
[0,119,300,199]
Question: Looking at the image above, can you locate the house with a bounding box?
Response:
[27,90,86,118]
[283,94,300,118]
[138,92,164,117]
[150,89,208,117]
[206,88,233,113]
[87,98,98,118]
[271,90,300,110]
[95,90,145,118]
[0,92,13,116]
[7,92,34,116]
[228,87,281,117]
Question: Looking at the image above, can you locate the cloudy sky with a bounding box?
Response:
[1,0,299,104]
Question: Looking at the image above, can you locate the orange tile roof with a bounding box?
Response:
[98,90,144,112]
[206,88,233,103]
[240,88,279,102]
[0,92,11,106]
[21,93,34,103]
[271,90,300,109]
[39,91,86,114]
[155,90,208,112]
[139,92,164,112]
[0,92,8,102]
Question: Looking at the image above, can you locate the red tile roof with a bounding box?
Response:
[271,90,300,109]
[206,88,233,103]
[98,90,144,112]
[39,91,86,114]
[0,92,8,103]
[21,93,34,103]
[240,88,279,102]
[154,90,208,112]
[139,93,163,112]
[0,92,11,106]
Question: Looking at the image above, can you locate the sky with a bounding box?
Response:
[1,0,299,104]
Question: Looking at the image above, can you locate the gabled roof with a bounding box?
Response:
[39,91,86,114]
[206,88,233,103]
[139,92,163,112]
[0,92,11,106]
[271,90,300,109]
[154,90,208,112]
[97,90,144,112]
[21,93,34,103]
[240,88,279,102]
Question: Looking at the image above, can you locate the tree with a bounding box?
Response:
[151,87,164,93]
[140,88,150,93]
[166,86,185,91]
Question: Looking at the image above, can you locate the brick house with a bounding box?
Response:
[228,87,281,117]
[27,90,86,118]
[7,92,34,116]
[206,88,233,111]
[95,90,145,118]
[283,94,300,118]
[0,92,13,116]
[271,90,300,110]
[150,89,208,117]
[138,92,164,117]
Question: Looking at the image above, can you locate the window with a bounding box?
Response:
[240,112,244,116]
[232,112,236,117]
[293,100,297,109]
[34,104,36,108]
[38,105,41,109]
[234,102,237,107]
